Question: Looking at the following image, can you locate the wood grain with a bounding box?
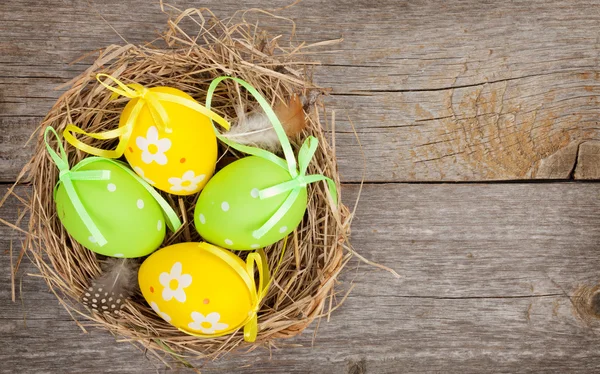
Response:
[575,141,600,179]
[2,0,600,182]
[3,183,600,372]
[3,0,600,372]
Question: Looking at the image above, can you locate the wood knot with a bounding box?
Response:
[572,284,600,322]
[347,358,367,374]
[591,292,600,316]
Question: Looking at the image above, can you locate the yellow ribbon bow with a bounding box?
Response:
[63,74,231,158]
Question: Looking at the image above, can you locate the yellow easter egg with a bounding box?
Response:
[138,242,254,337]
[120,87,217,195]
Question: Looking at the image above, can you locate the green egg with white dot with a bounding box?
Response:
[194,156,308,250]
[54,157,172,258]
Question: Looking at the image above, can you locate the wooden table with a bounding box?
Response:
[2,1,600,372]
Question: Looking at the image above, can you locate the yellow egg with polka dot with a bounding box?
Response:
[120,87,217,195]
[138,242,268,340]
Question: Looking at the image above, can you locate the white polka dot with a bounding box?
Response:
[224,239,233,246]
[250,188,260,198]
[107,183,116,192]
[198,214,206,224]
[114,253,124,258]
[88,235,97,243]
[279,226,288,234]
[137,199,144,209]
[221,201,230,212]
[157,220,162,230]
[251,244,260,249]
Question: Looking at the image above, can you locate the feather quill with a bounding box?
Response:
[223,94,307,152]
[81,258,138,315]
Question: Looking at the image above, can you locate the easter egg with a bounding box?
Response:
[138,242,256,337]
[120,87,217,195]
[194,156,307,250]
[55,158,167,258]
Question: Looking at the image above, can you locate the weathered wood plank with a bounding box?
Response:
[575,141,600,179]
[2,0,600,182]
[4,296,600,374]
[0,118,38,181]
[3,182,600,372]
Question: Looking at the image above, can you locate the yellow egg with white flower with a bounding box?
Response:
[138,242,268,340]
[120,87,218,195]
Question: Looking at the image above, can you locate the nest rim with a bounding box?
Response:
[15,9,352,365]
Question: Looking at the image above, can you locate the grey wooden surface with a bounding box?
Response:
[2,0,600,373]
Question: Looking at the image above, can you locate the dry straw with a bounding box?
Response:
[4,7,354,365]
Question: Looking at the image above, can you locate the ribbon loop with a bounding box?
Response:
[243,249,270,342]
[64,74,230,159]
[45,127,70,171]
[44,126,110,246]
[298,136,319,177]
[97,73,174,140]
[96,73,140,98]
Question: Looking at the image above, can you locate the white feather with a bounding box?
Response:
[82,258,139,315]
[223,112,283,152]
[94,258,137,297]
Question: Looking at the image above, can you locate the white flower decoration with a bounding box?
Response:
[168,170,206,192]
[188,312,229,334]
[133,166,155,185]
[150,301,172,322]
[136,126,171,165]
[159,262,192,302]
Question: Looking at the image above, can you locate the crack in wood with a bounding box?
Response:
[362,294,565,300]
[568,142,583,179]
[346,72,572,94]
[414,151,465,164]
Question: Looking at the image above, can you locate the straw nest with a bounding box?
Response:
[10,8,352,364]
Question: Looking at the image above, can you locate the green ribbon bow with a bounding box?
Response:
[205,76,338,239]
[44,126,182,248]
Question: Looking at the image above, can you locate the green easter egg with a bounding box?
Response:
[55,158,166,258]
[194,156,307,250]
